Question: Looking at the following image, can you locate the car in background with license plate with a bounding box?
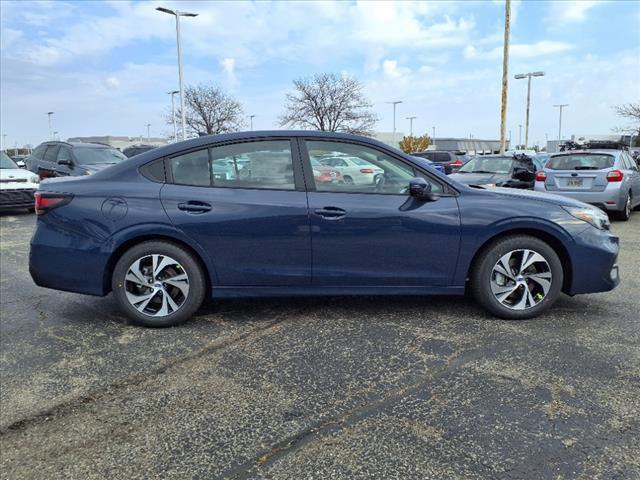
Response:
[534,149,640,220]
[0,152,40,212]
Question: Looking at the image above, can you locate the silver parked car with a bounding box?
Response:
[534,149,640,220]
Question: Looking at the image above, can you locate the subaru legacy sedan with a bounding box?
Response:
[30,131,619,327]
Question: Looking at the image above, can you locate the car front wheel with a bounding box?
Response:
[112,241,206,327]
[471,235,563,320]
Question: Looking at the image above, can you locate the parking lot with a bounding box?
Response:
[0,211,638,479]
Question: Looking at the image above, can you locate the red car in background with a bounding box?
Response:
[311,158,343,183]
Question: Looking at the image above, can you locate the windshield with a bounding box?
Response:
[458,157,513,174]
[73,147,127,165]
[1,152,18,169]
[546,154,614,170]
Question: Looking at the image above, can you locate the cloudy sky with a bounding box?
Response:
[1,0,638,148]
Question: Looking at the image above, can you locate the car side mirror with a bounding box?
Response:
[58,159,73,167]
[512,166,535,182]
[409,177,439,201]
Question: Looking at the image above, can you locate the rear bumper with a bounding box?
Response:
[535,183,625,212]
[565,226,619,295]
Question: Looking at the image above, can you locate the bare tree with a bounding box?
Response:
[279,73,377,136]
[613,102,640,146]
[168,84,245,137]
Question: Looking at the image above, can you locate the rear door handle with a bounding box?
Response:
[314,206,347,220]
[178,201,212,214]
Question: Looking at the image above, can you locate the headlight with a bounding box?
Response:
[562,206,610,230]
[30,175,40,184]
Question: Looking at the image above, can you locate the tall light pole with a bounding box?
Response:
[553,104,568,141]
[46,112,55,140]
[53,131,59,141]
[386,100,402,145]
[518,124,523,147]
[249,114,256,131]
[167,90,179,142]
[156,7,198,142]
[514,71,545,148]
[146,124,151,143]
[1,133,7,150]
[432,126,436,148]
[406,116,416,136]
[499,0,511,154]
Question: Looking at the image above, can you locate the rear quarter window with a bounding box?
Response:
[547,154,614,170]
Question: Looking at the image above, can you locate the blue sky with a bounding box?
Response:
[1,0,639,147]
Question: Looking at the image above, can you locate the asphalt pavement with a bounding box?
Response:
[1,210,638,479]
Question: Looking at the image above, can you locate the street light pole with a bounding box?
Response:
[518,124,523,147]
[432,126,436,148]
[46,112,55,140]
[157,7,198,142]
[386,100,402,145]
[406,116,416,136]
[146,124,151,143]
[499,0,511,154]
[249,115,256,131]
[514,71,545,149]
[553,104,568,141]
[167,90,179,142]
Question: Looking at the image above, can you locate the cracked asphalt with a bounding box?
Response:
[1,211,638,479]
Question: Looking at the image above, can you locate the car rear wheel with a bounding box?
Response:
[471,235,563,320]
[112,241,206,327]
[616,192,632,221]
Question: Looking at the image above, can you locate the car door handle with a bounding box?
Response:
[178,201,212,214]
[314,206,347,220]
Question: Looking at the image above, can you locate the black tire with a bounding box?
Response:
[343,175,354,184]
[615,192,632,221]
[470,235,563,320]
[112,241,206,327]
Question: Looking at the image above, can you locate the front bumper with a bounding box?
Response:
[565,226,619,295]
[0,188,36,209]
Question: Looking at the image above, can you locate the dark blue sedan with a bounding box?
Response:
[30,131,619,327]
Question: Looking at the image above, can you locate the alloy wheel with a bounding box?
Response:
[490,249,552,310]
[124,254,190,317]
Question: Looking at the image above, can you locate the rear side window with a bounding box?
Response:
[547,154,614,170]
[43,145,60,162]
[435,152,450,162]
[169,140,296,190]
[33,145,47,158]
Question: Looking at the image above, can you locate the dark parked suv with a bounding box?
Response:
[412,151,471,173]
[123,144,157,158]
[26,141,127,178]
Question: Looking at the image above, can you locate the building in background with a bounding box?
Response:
[66,136,168,151]
[430,138,508,154]
[374,132,406,148]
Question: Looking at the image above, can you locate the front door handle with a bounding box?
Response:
[314,206,347,220]
[178,201,212,214]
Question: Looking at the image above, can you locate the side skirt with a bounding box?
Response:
[211,285,466,299]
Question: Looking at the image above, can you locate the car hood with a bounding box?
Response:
[0,169,39,189]
[478,185,594,209]
[449,172,511,185]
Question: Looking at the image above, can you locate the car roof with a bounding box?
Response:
[41,141,112,149]
[550,149,620,157]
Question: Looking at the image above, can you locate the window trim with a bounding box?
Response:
[163,137,305,192]
[297,137,457,197]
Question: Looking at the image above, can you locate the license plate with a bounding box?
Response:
[567,178,583,187]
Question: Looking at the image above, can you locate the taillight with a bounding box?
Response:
[451,159,463,165]
[35,192,73,215]
[535,171,547,182]
[359,168,374,174]
[606,170,624,182]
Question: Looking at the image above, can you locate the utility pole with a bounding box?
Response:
[406,116,416,136]
[386,100,403,145]
[146,124,151,143]
[249,114,256,131]
[1,133,6,150]
[514,71,545,148]
[47,112,55,140]
[157,7,199,141]
[168,90,179,142]
[553,104,568,141]
[499,0,511,154]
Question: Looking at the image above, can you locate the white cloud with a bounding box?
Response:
[220,58,236,83]
[468,40,575,60]
[103,76,120,89]
[382,60,410,79]
[546,0,603,26]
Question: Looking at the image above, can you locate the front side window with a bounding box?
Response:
[169,140,296,190]
[306,140,442,195]
[43,145,60,162]
[33,145,47,158]
[57,147,72,162]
